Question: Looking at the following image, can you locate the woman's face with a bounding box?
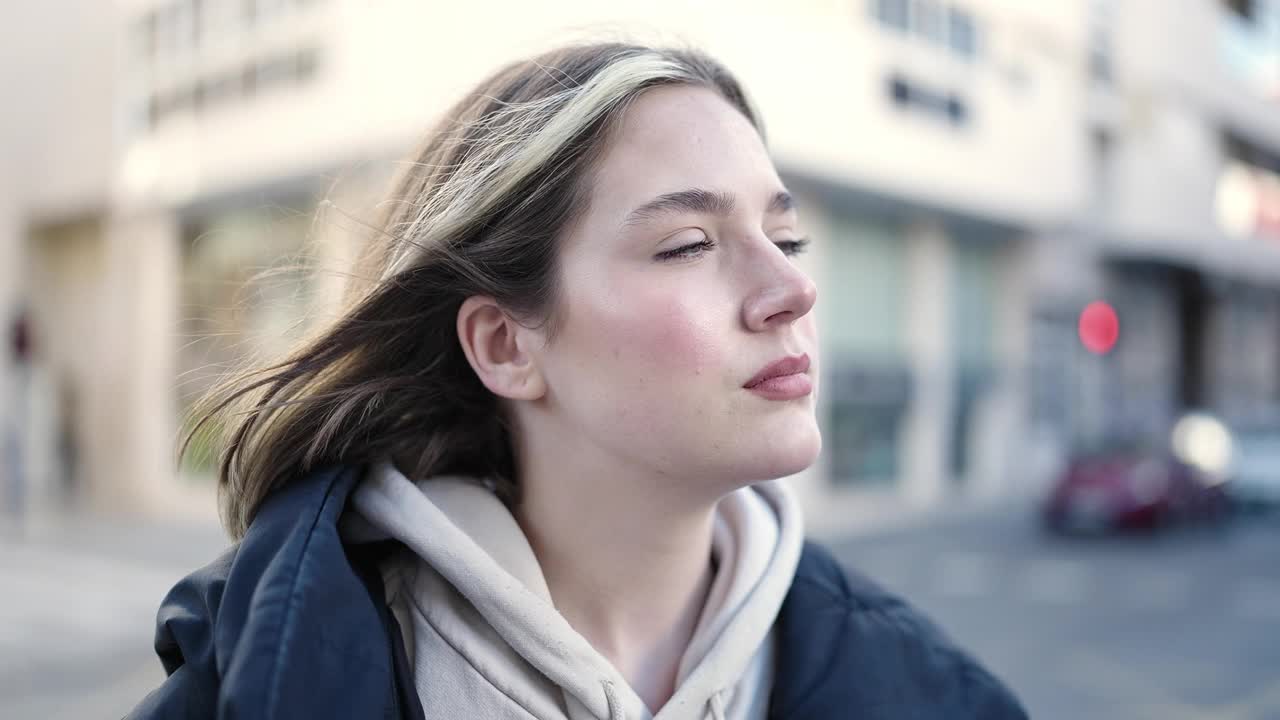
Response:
[530,84,820,491]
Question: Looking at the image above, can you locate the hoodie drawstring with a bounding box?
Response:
[602,680,624,720]
[708,690,728,720]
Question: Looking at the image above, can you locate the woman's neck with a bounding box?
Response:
[514,462,719,713]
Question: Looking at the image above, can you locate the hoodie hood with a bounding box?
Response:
[340,460,804,720]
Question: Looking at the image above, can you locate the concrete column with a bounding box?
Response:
[99,210,182,515]
[900,219,953,504]
[969,237,1032,498]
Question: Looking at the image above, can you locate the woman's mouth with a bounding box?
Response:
[744,354,812,400]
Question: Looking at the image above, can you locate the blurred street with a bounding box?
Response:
[0,514,228,720]
[2,1,1280,718]
[834,507,1280,720]
[3,504,1277,719]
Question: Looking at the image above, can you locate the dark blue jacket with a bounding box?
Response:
[127,465,1027,719]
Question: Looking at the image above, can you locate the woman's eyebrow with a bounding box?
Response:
[621,189,794,228]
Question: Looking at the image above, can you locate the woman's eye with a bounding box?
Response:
[775,237,811,257]
[656,238,716,261]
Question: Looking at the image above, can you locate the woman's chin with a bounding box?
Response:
[745,425,823,480]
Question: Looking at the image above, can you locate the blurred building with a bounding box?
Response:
[1072,0,1280,448]
[1,2,123,519]
[1,0,1278,532]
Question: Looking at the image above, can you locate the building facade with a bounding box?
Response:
[4,0,1277,533]
[1075,0,1280,448]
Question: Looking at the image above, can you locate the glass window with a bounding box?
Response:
[824,218,910,485]
[873,0,910,32]
[134,11,158,61]
[829,399,907,483]
[295,47,321,81]
[950,240,997,369]
[949,240,999,476]
[825,219,907,358]
[912,0,947,44]
[255,53,297,89]
[178,206,317,477]
[1222,0,1258,22]
[948,7,978,58]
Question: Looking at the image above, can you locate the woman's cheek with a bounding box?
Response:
[574,269,723,379]
[624,292,721,377]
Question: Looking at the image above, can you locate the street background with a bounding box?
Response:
[3,0,1280,718]
[3,503,1278,719]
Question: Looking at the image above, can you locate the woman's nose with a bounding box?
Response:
[741,250,818,332]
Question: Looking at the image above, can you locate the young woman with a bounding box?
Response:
[128,42,1026,720]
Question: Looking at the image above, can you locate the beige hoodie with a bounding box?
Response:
[340,461,803,720]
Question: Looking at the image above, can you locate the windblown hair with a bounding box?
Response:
[182,42,763,540]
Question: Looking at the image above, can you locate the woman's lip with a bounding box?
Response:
[746,373,813,400]
[744,353,811,389]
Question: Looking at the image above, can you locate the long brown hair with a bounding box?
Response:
[182,42,762,540]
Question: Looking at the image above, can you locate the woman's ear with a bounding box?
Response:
[456,296,547,401]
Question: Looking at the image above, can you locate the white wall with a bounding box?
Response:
[2,3,117,217]
[744,0,1088,227]
[114,0,1090,228]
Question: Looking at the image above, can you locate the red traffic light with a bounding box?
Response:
[1078,301,1119,355]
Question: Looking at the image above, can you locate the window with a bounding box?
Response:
[131,0,325,132]
[873,0,910,32]
[947,7,977,59]
[255,54,297,89]
[887,73,970,127]
[245,0,291,26]
[1226,131,1280,175]
[873,1,982,60]
[890,75,910,104]
[1222,0,1258,22]
[828,372,910,484]
[295,47,320,81]
[251,48,322,90]
[190,0,203,47]
[178,207,317,476]
[911,0,947,44]
[167,85,195,115]
[236,63,257,98]
[193,72,240,111]
[823,218,911,485]
[154,4,179,57]
[1090,128,1114,216]
[147,94,163,129]
[134,11,158,60]
[949,240,999,478]
[1089,26,1113,85]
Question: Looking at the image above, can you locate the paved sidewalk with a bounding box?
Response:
[0,510,228,719]
[831,509,1280,719]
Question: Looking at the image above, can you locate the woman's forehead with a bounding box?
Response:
[587,86,781,221]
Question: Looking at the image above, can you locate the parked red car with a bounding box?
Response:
[1043,444,1230,534]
